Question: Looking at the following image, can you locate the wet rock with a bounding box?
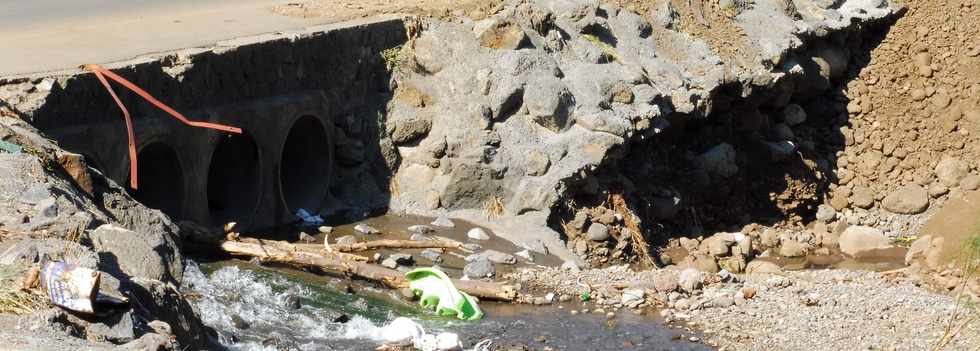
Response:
[746,260,782,274]
[431,214,456,228]
[515,249,535,262]
[383,253,415,269]
[678,268,703,293]
[779,240,810,257]
[230,314,250,330]
[935,157,969,187]
[318,226,333,234]
[587,223,610,241]
[284,295,302,309]
[520,239,549,255]
[335,235,359,245]
[467,227,491,240]
[408,225,435,234]
[696,143,738,177]
[354,224,380,235]
[839,226,891,257]
[464,257,495,278]
[882,185,930,214]
[468,250,517,264]
[420,249,443,263]
[90,224,183,284]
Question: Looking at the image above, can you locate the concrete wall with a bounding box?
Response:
[28,17,406,230]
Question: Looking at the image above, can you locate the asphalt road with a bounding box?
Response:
[0,0,327,76]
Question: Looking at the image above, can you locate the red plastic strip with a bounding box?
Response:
[88,68,139,189]
[82,64,243,189]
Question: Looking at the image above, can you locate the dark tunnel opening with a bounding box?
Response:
[130,142,184,217]
[280,115,331,216]
[207,132,261,226]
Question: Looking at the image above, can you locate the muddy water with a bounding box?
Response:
[754,247,909,272]
[185,260,709,351]
[261,214,563,277]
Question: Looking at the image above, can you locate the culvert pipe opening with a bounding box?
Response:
[130,142,184,217]
[280,116,331,216]
[208,133,261,226]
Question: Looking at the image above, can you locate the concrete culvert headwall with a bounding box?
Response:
[9,17,406,232]
[207,133,261,226]
[131,142,184,217]
[280,115,332,216]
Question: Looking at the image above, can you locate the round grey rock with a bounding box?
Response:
[587,223,610,241]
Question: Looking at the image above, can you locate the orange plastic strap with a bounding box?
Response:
[82,64,242,189]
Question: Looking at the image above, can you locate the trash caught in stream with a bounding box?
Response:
[184,260,710,351]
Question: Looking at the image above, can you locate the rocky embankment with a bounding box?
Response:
[0,119,212,349]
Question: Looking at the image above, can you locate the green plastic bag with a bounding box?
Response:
[405,267,484,320]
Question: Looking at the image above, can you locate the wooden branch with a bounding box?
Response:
[220,240,516,301]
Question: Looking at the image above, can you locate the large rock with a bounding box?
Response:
[89,224,183,284]
[696,143,738,177]
[745,260,782,274]
[123,278,215,350]
[882,185,930,214]
[839,226,892,257]
[586,223,610,241]
[463,257,495,278]
[935,157,969,187]
[678,268,703,293]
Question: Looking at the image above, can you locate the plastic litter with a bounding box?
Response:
[40,261,101,313]
[0,140,23,154]
[378,317,463,351]
[405,267,483,320]
[296,208,324,225]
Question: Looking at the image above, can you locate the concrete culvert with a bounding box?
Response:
[130,142,184,218]
[207,133,261,226]
[279,116,331,216]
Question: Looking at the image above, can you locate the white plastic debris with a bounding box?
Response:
[381,317,424,343]
[41,261,101,313]
[295,208,324,225]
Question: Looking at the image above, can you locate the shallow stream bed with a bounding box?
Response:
[184,260,710,351]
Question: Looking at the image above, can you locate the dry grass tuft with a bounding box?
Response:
[483,196,505,220]
[607,192,654,267]
[0,289,47,315]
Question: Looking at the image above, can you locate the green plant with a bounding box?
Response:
[580,291,591,302]
[381,46,404,72]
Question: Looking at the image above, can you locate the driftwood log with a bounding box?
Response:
[220,240,517,301]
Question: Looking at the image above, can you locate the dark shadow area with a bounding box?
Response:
[551,17,900,265]
[130,142,184,218]
[280,115,331,215]
[208,132,260,226]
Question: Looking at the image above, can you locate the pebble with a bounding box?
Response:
[466,227,491,241]
[318,226,333,234]
[587,223,610,241]
[354,224,380,235]
[335,235,358,245]
[431,214,455,228]
[408,225,434,234]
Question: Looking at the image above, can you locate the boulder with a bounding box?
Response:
[463,257,495,278]
[745,260,783,274]
[935,157,969,187]
[779,240,809,257]
[839,226,892,257]
[904,235,933,266]
[882,185,929,214]
[89,224,182,284]
[123,278,215,350]
[586,223,610,241]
